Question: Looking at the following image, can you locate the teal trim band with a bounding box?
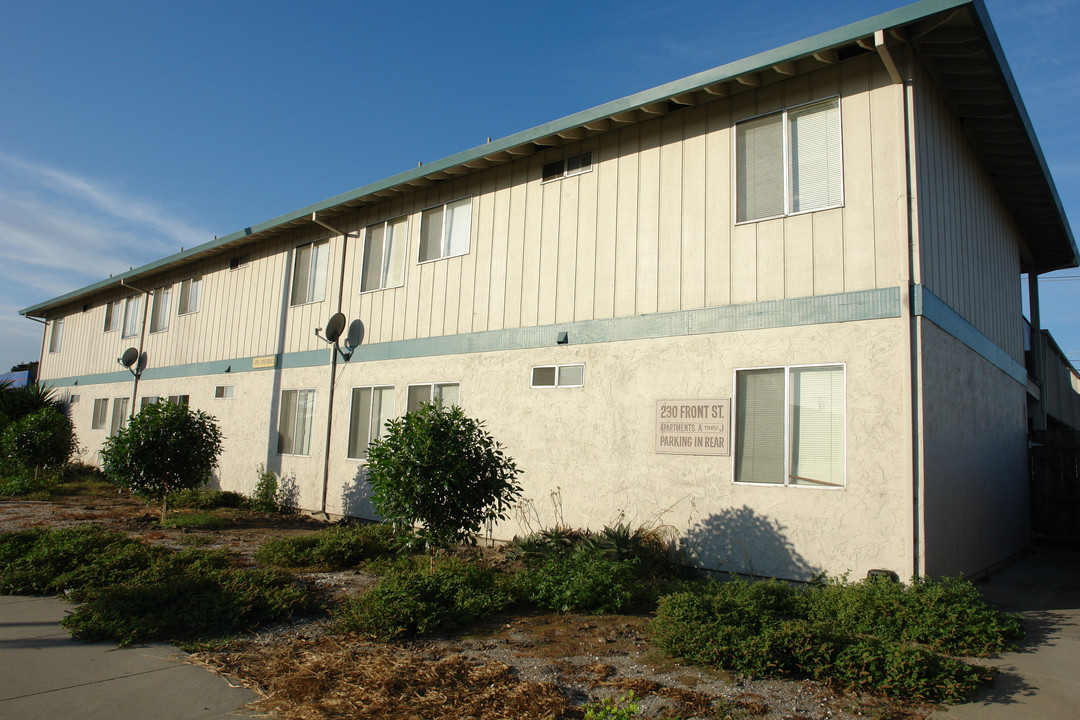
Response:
[912,284,1027,385]
[43,288,900,388]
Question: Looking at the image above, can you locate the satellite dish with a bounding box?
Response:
[345,320,365,350]
[324,312,346,343]
[120,347,139,368]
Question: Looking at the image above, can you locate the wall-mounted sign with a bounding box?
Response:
[252,355,279,369]
[655,399,731,456]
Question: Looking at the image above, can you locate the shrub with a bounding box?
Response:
[365,401,521,556]
[2,406,77,481]
[168,487,248,510]
[101,401,223,522]
[247,464,296,514]
[0,466,57,497]
[337,558,513,640]
[650,575,1014,703]
[515,547,640,614]
[255,524,400,570]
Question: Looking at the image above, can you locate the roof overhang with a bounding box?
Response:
[21,0,1076,318]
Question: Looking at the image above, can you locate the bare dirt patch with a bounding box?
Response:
[1,492,931,720]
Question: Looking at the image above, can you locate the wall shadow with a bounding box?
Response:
[682,505,818,581]
[339,465,381,521]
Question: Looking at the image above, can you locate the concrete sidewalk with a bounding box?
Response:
[0,595,258,720]
[928,548,1080,720]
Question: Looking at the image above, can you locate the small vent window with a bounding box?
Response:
[215,385,234,399]
[541,151,592,183]
[229,254,252,270]
[531,364,585,388]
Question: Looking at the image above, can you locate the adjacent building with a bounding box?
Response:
[21,0,1078,581]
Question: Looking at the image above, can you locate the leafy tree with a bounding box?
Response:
[101,401,224,522]
[2,406,77,481]
[365,401,522,557]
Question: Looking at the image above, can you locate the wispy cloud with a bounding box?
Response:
[0,154,212,371]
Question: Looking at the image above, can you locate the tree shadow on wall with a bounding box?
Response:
[683,505,819,581]
[339,465,380,521]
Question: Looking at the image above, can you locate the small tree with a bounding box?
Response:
[366,401,522,557]
[2,406,77,481]
[101,401,224,522]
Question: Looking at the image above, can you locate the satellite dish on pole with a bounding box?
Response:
[324,313,346,344]
[345,320,365,351]
[120,347,139,368]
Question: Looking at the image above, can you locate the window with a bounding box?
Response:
[140,396,160,409]
[347,386,395,459]
[48,318,63,353]
[104,301,120,332]
[542,151,593,182]
[167,395,189,406]
[150,286,172,333]
[734,364,845,487]
[92,399,109,429]
[178,277,201,315]
[361,217,409,292]
[736,98,842,222]
[68,394,79,404]
[110,397,130,436]
[122,295,142,338]
[215,385,234,399]
[531,364,585,388]
[229,253,251,270]
[419,198,472,262]
[291,240,329,305]
[278,389,315,455]
[406,383,459,413]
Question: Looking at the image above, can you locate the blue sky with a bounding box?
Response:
[2,0,1078,373]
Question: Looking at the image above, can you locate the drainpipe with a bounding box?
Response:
[311,213,352,516]
[1029,274,1046,431]
[121,279,153,418]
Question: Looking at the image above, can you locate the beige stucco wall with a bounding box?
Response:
[918,321,1029,577]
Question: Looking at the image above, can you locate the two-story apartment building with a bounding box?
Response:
[21,0,1077,581]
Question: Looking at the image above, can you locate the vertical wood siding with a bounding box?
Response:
[39,56,909,380]
[913,61,1024,363]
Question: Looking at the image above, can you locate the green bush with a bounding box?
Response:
[584,692,639,720]
[515,547,641,614]
[102,401,223,522]
[366,401,521,555]
[248,464,295,514]
[161,512,226,529]
[254,524,401,570]
[0,466,57,497]
[168,487,248,510]
[650,576,1014,703]
[337,558,513,640]
[2,406,77,481]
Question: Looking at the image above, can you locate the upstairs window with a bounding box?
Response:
[48,317,63,353]
[407,382,459,412]
[291,240,329,306]
[734,364,845,487]
[361,217,408,292]
[419,198,471,262]
[347,386,395,460]
[542,151,593,182]
[736,98,842,222]
[103,301,120,332]
[229,253,251,270]
[122,295,142,339]
[178,277,201,315]
[150,286,171,333]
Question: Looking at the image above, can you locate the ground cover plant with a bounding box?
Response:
[0,524,322,647]
[650,575,1023,703]
[254,523,401,570]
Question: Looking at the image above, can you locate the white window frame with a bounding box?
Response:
[121,295,142,339]
[91,399,109,429]
[418,197,472,263]
[735,97,843,224]
[531,363,585,388]
[406,382,460,413]
[541,151,593,183]
[290,240,330,306]
[177,276,201,315]
[360,216,409,293]
[214,385,234,399]
[103,301,120,332]
[277,388,316,456]
[347,385,395,460]
[110,397,130,436]
[149,286,172,333]
[48,317,63,353]
[732,363,846,489]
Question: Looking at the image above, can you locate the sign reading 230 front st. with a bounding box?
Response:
[655,399,731,456]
